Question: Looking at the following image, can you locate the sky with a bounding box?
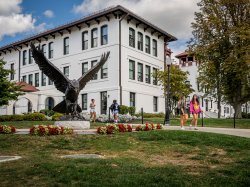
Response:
[0,0,200,59]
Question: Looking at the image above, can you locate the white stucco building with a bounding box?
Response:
[0,5,177,115]
[176,52,236,118]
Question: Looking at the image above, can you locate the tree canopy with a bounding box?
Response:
[156,65,194,111]
[189,0,250,118]
[0,59,23,106]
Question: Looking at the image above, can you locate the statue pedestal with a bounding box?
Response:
[54,121,90,130]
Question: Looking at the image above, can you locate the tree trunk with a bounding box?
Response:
[217,79,221,118]
[233,103,242,118]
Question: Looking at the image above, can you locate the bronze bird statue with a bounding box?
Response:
[30,43,110,117]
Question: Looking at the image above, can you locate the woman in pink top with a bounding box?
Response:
[189,94,202,130]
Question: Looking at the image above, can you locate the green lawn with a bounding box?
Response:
[1,118,250,129]
[0,131,249,186]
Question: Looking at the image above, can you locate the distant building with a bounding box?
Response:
[175,51,239,118]
[0,5,177,115]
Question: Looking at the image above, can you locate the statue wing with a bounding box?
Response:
[30,43,69,93]
[78,51,110,91]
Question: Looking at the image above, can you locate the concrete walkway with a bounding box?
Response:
[15,126,250,138]
[163,126,250,138]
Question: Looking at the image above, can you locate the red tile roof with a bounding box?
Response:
[16,82,39,92]
[175,52,188,58]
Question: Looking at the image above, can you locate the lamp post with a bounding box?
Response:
[164,57,171,126]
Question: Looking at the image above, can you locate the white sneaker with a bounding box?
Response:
[181,127,185,130]
[189,125,192,129]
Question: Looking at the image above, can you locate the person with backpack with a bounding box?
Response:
[178,95,188,130]
[110,100,120,123]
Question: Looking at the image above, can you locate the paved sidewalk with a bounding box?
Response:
[163,126,250,138]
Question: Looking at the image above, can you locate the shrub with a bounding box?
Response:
[135,112,165,118]
[0,115,24,122]
[30,125,73,136]
[52,113,64,121]
[40,109,55,117]
[0,125,16,134]
[120,105,129,115]
[128,106,136,116]
[23,113,47,121]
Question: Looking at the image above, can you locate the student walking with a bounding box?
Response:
[178,96,188,130]
[89,99,96,122]
[110,100,120,123]
[190,94,202,130]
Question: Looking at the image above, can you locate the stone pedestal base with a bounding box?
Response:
[54,121,90,130]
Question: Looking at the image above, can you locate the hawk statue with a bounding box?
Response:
[30,43,110,117]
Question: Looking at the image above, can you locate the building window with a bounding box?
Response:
[145,36,150,54]
[137,63,143,82]
[101,25,108,45]
[48,42,54,59]
[23,50,27,65]
[129,28,135,47]
[100,91,107,114]
[145,65,151,84]
[91,60,98,80]
[22,75,27,82]
[138,32,143,51]
[202,97,204,107]
[45,97,54,110]
[129,60,135,80]
[41,72,46,86]
[130,92,135,107]
[82,31,88,50]
[91,28,98,48]
[28,74,33,85]
[63,66,69,78]
[63,37,69,55]
[82,94,88,110]
[152,68,157,85]
[10,63,14,80]
[42,44,46,56]
[153,96,158,112]
[211,100,213,108]
[82,62,88,75]
[101,61,108,79]
[48,78,53,85]
[35,73,39,87]
[152,39,157,56]
[29,49,33,64]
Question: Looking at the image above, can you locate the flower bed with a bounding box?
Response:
[97,123,162,134]
[30,125,73,136]
[0,125,16,134]
[135,123,163,131]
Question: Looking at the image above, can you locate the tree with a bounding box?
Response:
[155,65,194,112]
[189,0,250,118]
[0,59,23,106]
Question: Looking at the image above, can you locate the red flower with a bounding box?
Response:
[118,124,126,132]
[10,126,16,133]
[0,126,3,133]
[135,125,142,131]
[127,125,133,132]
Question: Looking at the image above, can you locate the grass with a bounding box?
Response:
[0,131,249,186]
[1,117,250,129]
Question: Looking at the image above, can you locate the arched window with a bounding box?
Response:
[91,28,98,48]
[129,28,135,47]
[101,25,108,45]
[28,100,32,113]
[45,97,55,110]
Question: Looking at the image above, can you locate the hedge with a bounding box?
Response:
[0,113,47,122]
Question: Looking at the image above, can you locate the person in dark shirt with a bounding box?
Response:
[110,100,120,123]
